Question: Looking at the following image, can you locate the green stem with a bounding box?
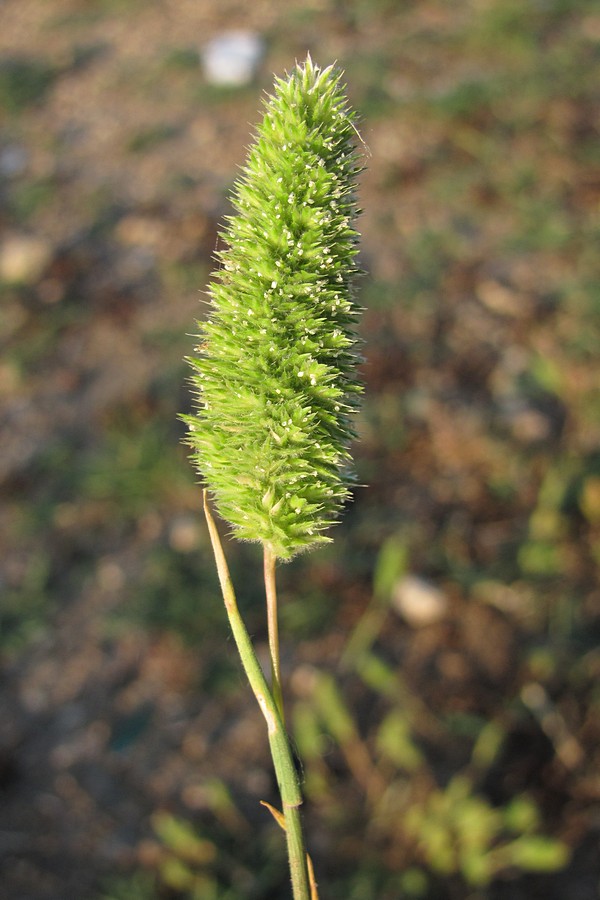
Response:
[203,492,311,900]
[264,544,285,724]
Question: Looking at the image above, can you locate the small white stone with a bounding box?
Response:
[201,31,264,86]
[392,575,448,627]
[0,234,53,285]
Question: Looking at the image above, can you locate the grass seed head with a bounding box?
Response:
[184,56,363,559]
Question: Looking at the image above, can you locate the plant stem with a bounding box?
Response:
[203,492,311,900]
[264,544,285,723]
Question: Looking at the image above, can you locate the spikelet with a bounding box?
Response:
[184,56,363,559]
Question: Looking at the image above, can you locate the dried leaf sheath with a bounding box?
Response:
[185,57,363,560]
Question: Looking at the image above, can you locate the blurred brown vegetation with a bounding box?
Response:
[1,1,599,898]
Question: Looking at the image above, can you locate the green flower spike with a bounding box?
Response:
[185,55,363,561]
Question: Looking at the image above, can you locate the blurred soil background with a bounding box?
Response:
[1,1,599,898]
